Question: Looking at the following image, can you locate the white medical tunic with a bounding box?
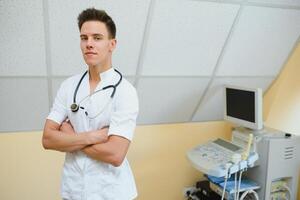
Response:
[47,68,139,200]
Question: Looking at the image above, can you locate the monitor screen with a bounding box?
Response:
[226,88,255,123]
[224,85,263,130]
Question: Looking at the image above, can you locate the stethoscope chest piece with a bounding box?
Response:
[70,103,79,112]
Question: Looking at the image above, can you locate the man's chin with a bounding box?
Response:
[85,61,98,67]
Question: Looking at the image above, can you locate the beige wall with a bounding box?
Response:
[128,121,232,200]
[264,43,300,135]
[0,132,65,200]
[263,43,300,200]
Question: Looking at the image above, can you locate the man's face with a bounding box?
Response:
[80,21,116,68]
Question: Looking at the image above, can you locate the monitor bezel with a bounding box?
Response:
[224,85,263,130]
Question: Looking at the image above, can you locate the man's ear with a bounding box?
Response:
[109,39,117,52]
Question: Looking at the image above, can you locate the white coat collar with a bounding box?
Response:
[99,67,114,82]
[87,67,115,84]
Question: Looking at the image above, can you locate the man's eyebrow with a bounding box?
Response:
[80,33,104,37]
[92,33,104,37]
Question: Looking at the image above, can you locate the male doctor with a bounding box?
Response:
[42,8,139,200]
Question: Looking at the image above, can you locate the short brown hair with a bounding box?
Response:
[77,8,116,39]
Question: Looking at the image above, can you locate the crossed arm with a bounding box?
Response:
[42,119,130,167]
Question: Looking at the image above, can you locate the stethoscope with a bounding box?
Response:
[70,69,122,119]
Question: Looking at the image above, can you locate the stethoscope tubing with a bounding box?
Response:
[70,68,122,116]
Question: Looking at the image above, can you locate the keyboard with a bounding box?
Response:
[187,139,257,177]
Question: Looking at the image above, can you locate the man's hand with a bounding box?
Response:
[86,126,109,145]
[60,120,75,135]
[82,135,131,167]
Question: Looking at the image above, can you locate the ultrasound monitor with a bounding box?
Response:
[224,85,263,130]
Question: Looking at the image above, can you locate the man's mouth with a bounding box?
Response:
[85,52,97,55]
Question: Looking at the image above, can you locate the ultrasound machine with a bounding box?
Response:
[186,85,300,200]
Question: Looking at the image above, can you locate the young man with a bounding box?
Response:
[42,8,139,200]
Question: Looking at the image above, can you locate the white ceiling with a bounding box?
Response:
[141,0,240,76]
[216,5,300,76]
[0,0,300,131]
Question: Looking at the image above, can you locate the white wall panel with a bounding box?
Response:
[51,78,66,103]
[192,77,275,122]
[141,0,239,76]
[137,77,209,124]
[217,6,300,76]
[0,78,49,132]
[48,0,150,76]
[0,0,47,76]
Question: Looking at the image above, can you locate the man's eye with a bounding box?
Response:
[94,36,102,40]
[81,37,87,41]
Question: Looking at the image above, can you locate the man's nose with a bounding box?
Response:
[86,38,94,48]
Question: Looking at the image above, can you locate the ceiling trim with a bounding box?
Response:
[133,0,156,88]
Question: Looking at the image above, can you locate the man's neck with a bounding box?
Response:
[88,63,111,82]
